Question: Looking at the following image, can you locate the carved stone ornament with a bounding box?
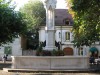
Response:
[44,0,57,9]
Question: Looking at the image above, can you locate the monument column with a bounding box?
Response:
[43,0,57,51]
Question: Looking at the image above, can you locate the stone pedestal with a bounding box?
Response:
[43,0,57,51]
[44,30,57,50]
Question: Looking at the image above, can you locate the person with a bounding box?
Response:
[2,54,8,63]
[5,54,8,61]
[89,56,95,64]
[2,55,6,63]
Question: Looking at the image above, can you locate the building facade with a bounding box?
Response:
[0,38,22,60]
[39,9,100,57]
[0,9,99,58]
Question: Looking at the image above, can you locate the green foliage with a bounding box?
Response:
[42,50,51,56]
[20,0,46,29]
[4,46,12,54]
[68,0,100,47]
[51,50,64,56]
[0,0,27,45]
[26,29,39,50]
[36,48,64,56]
[36,43,43,56]
[20,0,46,50]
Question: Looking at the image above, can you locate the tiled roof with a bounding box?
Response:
[41,9,73,26]
[55,9,73,26]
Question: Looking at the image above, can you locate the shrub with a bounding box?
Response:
[36,43,43,56]
[51,50,64,56]
[42,50,51,56]
[36,45,64,56]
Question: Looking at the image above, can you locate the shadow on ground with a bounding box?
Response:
[0,61,11,70]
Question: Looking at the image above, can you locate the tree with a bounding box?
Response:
[0,0,27,45]
[66,0,100,47]
[20,0,46,49]
[20,0,46,29]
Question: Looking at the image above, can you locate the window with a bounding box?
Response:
[4,46,12,55]
[59,32,61,38]
[55,16,57,18]
[63,18,70,25]
[65,20,70,25]
[65,32,70,41]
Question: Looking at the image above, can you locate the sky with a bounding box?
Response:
[13,0,67,11]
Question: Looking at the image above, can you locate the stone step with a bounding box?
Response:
[3,68,100,73]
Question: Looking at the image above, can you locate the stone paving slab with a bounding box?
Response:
[0,70,100,75]
[1,61,100,75]
[3,68,100,73]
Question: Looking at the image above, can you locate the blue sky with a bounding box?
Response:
[13,0,67,11]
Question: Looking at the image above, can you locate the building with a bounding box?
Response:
[0,9,100,58]
[39,9,100,57]
[0,38,22,60]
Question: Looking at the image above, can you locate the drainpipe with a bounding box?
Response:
[61,25,62,50]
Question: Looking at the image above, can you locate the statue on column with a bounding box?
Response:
[44,0,57,29]
[43,0,57,51]
[44,0,57,9]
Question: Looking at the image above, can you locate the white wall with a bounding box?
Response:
[39,26,74,48]
[39,30,46,42]
[39,26,100,56]
[0,37,22,59]
[11,38,22,56]
[55,26,73,43]
[39,26,73,43]
[55,30,61,42]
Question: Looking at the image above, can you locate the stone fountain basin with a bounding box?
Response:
[11,56,89,70]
